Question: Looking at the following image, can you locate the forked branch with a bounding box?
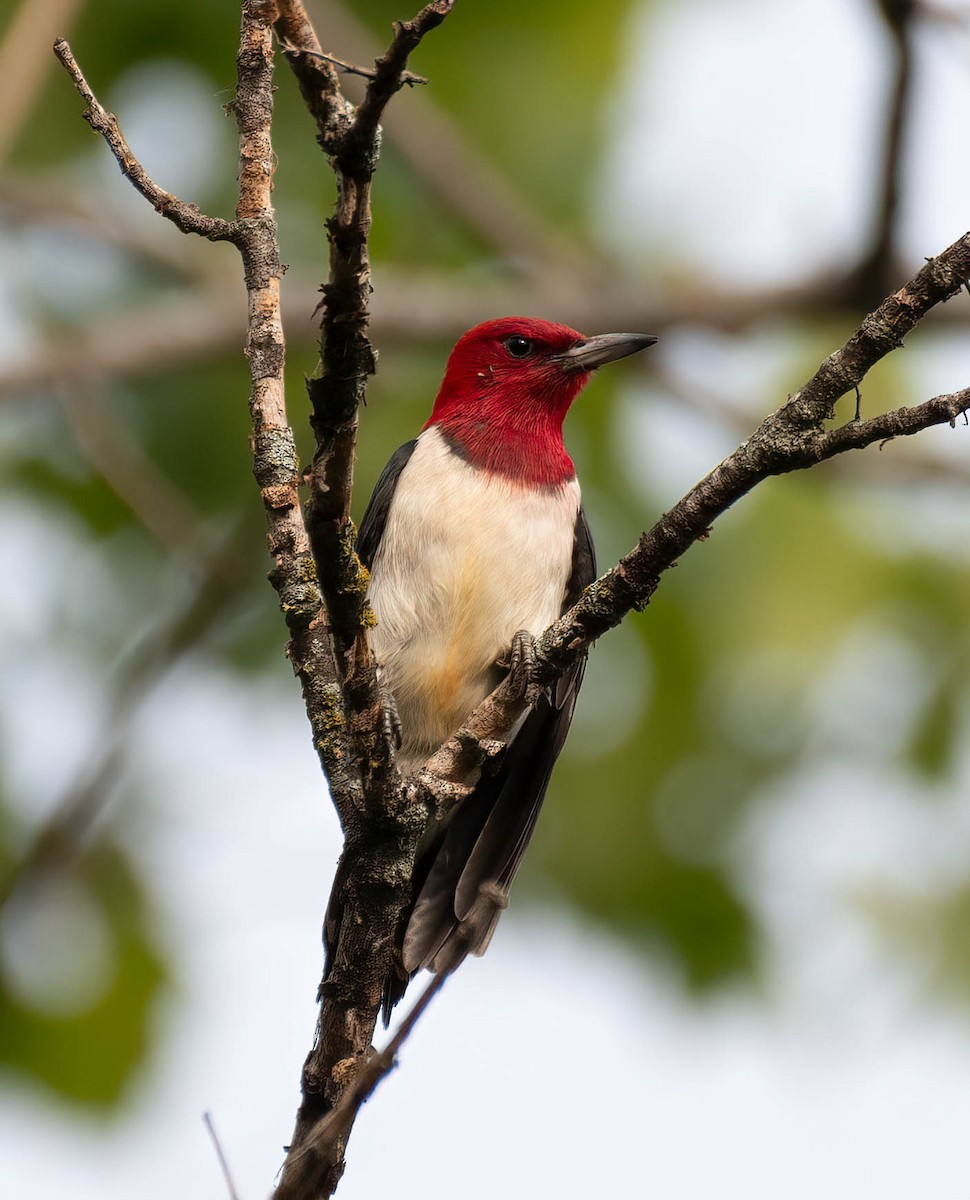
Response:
[53,11,360,818]
[53,5,970,1200]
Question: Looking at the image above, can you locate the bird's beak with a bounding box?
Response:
[555,331,658,373]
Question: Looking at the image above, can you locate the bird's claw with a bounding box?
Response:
[505,629,535,702]
[380,683,403,752]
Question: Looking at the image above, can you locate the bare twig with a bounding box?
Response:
[276,971,449,1198]
[307,0,592,277]
[204,1112,243,1200]
[53,38,237,242]
[279,38,427,86]
[345,0,453,154]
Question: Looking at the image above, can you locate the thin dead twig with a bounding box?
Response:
[278,38,428,86]
[274,0,355,144]
[346,0,454,155]
[308,0,588,276]
[52,38,237,243]
[276,971,449,1198]
[204,1112,243,1200]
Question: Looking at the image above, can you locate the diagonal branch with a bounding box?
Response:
[530,231,970,675]
[279,226,970,1200]
[418,232,970,800]
[52,37,237,243]
[275,970,449,1200]
[309,0,593,276]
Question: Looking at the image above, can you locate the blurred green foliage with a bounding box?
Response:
[2,0,969,1113]
[0,839,165,1106]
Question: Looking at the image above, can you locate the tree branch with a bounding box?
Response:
[274,0,355,145]
[343,0,454,160]
[52,37,237,243]
[306,0,594,279]
[417,233,970,804]
[271,7,457,1196]
[279,41,428,87]
[275,971,449,1199]
[228,2,363,825]
[53,12,362,819]
[280,224,970,1199]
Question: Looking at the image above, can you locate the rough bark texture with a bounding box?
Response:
[271,9,459,1195]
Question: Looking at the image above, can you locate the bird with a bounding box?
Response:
[344,316,656,1019]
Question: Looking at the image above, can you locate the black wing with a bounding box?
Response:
[357,439,419,568]
[387,507,597,1015]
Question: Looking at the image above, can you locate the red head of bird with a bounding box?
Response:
[424,317,657,487]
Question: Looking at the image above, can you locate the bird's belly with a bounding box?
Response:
[366,432,580,770]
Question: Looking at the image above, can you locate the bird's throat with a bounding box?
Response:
[433,416,575,487]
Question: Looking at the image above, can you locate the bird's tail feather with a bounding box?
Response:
[397,691,573,992]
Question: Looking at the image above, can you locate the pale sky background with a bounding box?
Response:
[3,0,970,1197]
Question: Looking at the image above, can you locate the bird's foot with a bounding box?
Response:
[379,682,403,753]
[503,628,535,702]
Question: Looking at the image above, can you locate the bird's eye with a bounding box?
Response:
[505,336,534,359]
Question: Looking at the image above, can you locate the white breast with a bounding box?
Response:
[367,425,580,771]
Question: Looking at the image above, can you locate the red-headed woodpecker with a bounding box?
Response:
[348,317,656,1017]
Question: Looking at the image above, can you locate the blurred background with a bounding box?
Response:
[2,0,970,1196]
